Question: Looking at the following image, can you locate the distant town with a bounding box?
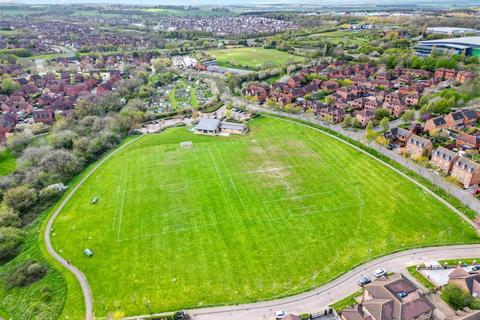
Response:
[0,3,479,320]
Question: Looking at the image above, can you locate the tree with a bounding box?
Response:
[1,77,20,95]
[3,186,37,216]
[0,210,21,228]
[365,129,379,144]
[342,114,353,127]
[375,108,390,121]
[401,110,416,124]
[441,285,474,310]
[0,227,24,261]
[380,117,390,132]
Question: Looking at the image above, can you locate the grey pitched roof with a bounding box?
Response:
[219,121,245,131]
[197,118,221,131]
[433,147,457,161]
[455,157,480,172]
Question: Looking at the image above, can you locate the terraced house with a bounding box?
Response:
[430,147,458,174]
[406,134,433,158]
[451,157,480,188]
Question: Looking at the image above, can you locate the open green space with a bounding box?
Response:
[296,30,372,47]
[0,149,16,176]
[0,211,67,319]
[205,47,305,70]
[51,116,478,317]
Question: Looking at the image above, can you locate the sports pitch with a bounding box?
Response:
[52,116,479,316]
[205,47,305,70]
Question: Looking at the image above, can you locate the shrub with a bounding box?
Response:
[3,186,38,216]
[0,210,21,228]
[4,260,47,288]
[0,227,24,262]
[441,284,474,310]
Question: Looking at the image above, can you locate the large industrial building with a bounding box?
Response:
[414,36,480,57]
[427,27,479,35]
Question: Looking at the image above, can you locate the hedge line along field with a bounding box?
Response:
[205,47,306,70]
[51,116,479,317]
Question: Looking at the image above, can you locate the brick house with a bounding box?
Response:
[445,111,468,131]
[456,71,475,84]
[354,109,375,127]
[340,273,434,320]
[448,267,480,296]
[246,85,268,102]
[425,116,448,134]
[288,76,303,88]
[319,106,345,123]
[451,157,480,188]
[430,147,458,173]
[0,112,17,145]
[406,134,433,158]
[33,109,55,125]
[456,132,480,149]
[434,68,457,81]
[384,102,407,118]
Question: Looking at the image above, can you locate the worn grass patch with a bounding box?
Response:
[52,116,478,317]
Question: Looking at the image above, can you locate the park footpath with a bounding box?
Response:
[245,105,480,216]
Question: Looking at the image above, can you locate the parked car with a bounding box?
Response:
[358,276,371,287]
[275,310,287,319]
[374,268,387,278]
[472,266,480,271]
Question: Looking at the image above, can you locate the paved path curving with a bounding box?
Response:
[43,135,144,320]
[44,116,479,320]
[124,245,480,320]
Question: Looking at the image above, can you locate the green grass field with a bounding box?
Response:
[52,116,478,317]
[205,48,305,70]
[0,150,16,176]
[300,30,371,46]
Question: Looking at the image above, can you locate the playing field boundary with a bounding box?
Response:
[43,134,145,320]
[262,114,479,232]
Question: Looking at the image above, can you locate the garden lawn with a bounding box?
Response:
[51,116,479,317]
[205,48,305,70]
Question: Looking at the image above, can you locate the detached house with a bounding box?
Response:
[430,147,458,174]
[340,273,434,320]
[451,157,480,188]
[448,267,480,297]
[406,135,432,158]
[425,116,448,134]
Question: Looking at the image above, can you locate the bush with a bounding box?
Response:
[3,186,38,216]
[4,260,47,288]
[441,284,476,310]
[0,227,24,262]
[0,210,21,228]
